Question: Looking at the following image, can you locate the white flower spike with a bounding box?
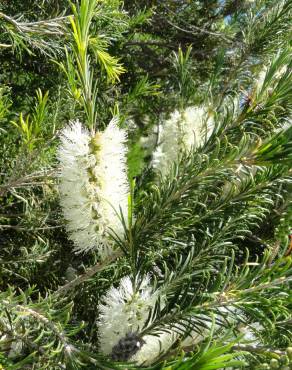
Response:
[97,275,177,365]
[131,329,177,365]
[97,275,157,356]
[152,106,214,177]
[58,118,129,258]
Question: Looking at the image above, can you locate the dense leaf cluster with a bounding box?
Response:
[0,0,291,369]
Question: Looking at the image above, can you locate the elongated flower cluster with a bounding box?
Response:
[152,106,214,177]
[182,307,264,349]
[58,119,129,258]
[132,329,177,365]
[97,275,265,366]
[97,275,177,365]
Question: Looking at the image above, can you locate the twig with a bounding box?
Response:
[160,2,232,42]
[160,341,285,362]
[0,12,69,35]
[0,43,12,48]
[166,19,232,43]
[0,12,21,30]
[19,16,70,27]
[231,343,286,357]
[53,250,123,297]
[0,136,58,198]
[236,275,292,295]
[0,225,64,231]
[125,40,175,49]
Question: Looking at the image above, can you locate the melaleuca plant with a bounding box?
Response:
[0,0,292,369]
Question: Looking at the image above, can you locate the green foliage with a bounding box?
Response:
[11,89,49,150]
[0,0,291,369]
[0,87,11,124]
[0,287,86,369]
[161,340,246,370]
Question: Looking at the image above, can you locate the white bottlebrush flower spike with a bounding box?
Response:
[152,110,181,177]
[58,118,129,258]
[97,275,177,365]
[97,275,157,355]
[239,322,263,342]
[152,106,214,177]
[182,308,263,349]
[181,106,214,150]
[131,330,177,365]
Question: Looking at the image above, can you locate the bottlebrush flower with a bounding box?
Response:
[97,275,157,356]
[152,110,181,177]
[58,118,129,258]
[181,106,214,150]
[97,275,177,365]
[131,330,177,365]
[152,106,214,177]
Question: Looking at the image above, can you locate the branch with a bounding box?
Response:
[0,12,21,30]
[231,343,286,357]
[234,275,292,295]
[15,305,70,349]
[52,250,123,297]
[125,40,175,49]
[166,19,233,43]
[164,342,286,361]
[0,224,64,231]
[0,12,69,35]
[0,43,12,48]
